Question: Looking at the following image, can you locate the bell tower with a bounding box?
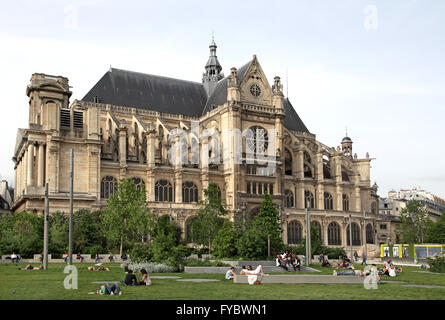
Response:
[202,37,223,97]
[341,131,353,158]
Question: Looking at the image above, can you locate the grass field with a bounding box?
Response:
[0,262,444,300]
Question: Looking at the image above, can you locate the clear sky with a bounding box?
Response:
[0,0,444,199]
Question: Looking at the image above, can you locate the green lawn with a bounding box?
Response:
[0,262,444,300]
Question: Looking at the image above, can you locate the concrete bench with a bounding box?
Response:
[33,254,52,260]
[233,275,365,284]
[185,265,320,274]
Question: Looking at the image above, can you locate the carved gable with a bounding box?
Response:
[239,56,273,106]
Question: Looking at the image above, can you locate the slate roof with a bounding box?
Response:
[81,63,309,133]
[82,68,207,117]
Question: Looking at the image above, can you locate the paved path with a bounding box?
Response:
[176,279,221,282]
[234,274,365,284]
[402,284,445,289]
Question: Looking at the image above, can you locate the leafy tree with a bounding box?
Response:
[190,183,226,253]
[301,224,323,255]
[396,200,428,243]
[251,193,283,256]
[213,220,238,258]
[236,226,268,259]
[72,209,107,253]
[424,214,445,244]
[102,178,153,255]
[0,211,43,258]
[48,211,69,256]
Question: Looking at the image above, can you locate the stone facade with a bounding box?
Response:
[11,44,382,257]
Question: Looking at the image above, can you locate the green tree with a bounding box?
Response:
[213,220,238,258]
[102,178,152,255]
[251,193,283,256]
[302,224,323,255]
[48,211,68,256]
[0,211,43,258]
[190,183,226,253]
[72,209,107,253]
[396,200,429,243]
[424,213,445,243]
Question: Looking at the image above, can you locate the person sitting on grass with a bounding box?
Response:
[121,269,138,286]
[96,283,122,296]
[276,254,288,272]
[388,264,402,277]
[108,252,114,262]
[136,269,152,286]
[241,265,265,285]
[225,267,236,280]
[19,264,43,270]
[123,263,133,273]
[321,257,331,268]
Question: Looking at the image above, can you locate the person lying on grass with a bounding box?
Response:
[19,264,43,270]
[88,266,110,271]
[333,265,381,281]
[240,265,265,285]
[96,283,122,296]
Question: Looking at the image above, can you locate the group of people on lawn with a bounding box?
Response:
[276,250,302,272]
[95,263,151,296]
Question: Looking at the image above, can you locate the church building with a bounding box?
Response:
[12,40,381,256]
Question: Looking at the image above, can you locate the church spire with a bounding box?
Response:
[203,37,223,97]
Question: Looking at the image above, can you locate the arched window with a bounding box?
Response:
[132,177,145,193]
[323,156,332,179]
[284,149,292,175]
[186,217,198,243]
[341,169,350,182]
[284,189,294,208]
[182,181,198,203]
[305,191,314,209]
[366,223,375,244]
[246,126,269,154]
[347,222,361,246]
[155,180,173,202]
[324,192,333,210]
[342,194,349,212]
[311,220,322,242]
[287,220,303,244]
[101,176,118,199]
[328,222,341,245]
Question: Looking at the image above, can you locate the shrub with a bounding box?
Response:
[427,256,445,273]
[84,245,104,255]
[125,262,175,273]
[129,243,153,263]
[236,227,267,259]
[212,220,238,258]
[184,258,230,267]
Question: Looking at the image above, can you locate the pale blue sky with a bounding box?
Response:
[0,0,444,199]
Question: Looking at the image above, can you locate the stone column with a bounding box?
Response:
[27,144,35,186]
[355,187,361,212]
[296,150,304,180]
[175,171,183,203]
[146,131,155,167]
[118,126,127,167]
[336,185,342,211]
[37,143,45,187]
[296,182,304,209]
[146,170,155,202]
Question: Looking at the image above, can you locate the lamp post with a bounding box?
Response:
[363,210,367,260]
[68,149,74,266]
[349,213,353,261]
[305,200,311,266]
[43,183,49,270]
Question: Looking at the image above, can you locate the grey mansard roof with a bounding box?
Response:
[81,64,309,133]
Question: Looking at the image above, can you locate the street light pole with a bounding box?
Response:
[349,213,353,261]
[69,149,74,266]
[363,210,367,259]
[306,200,311,266]
[43,183,49,270]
